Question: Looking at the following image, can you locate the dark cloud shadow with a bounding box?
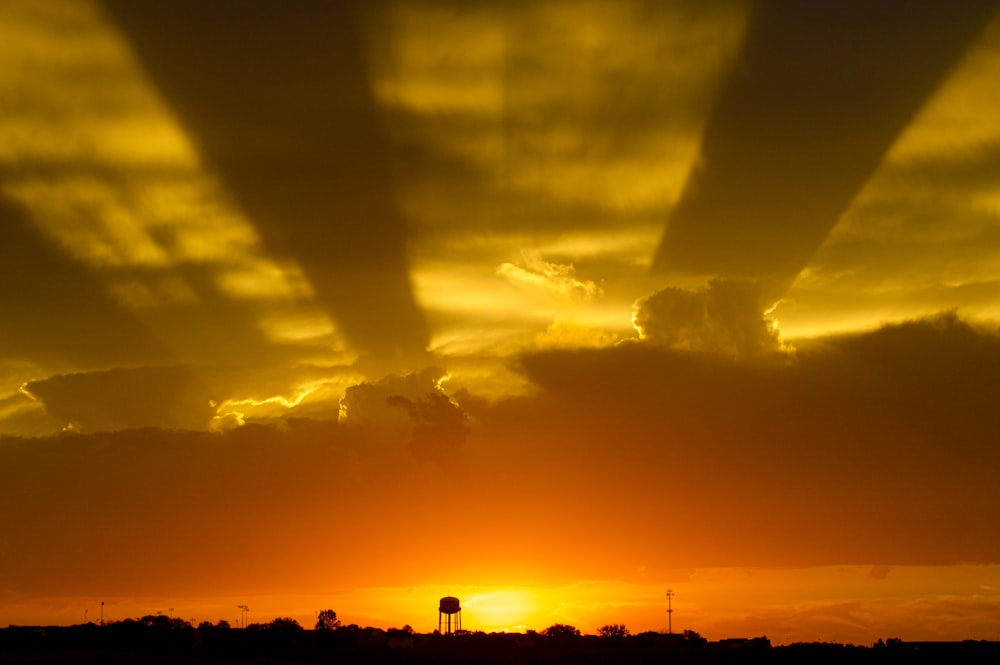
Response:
[653,0,999,283]
[101,1,429,369]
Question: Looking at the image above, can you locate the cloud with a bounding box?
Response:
[2,315,998,612]
[508,312,1000,567]
[0,421,451,599]
[497,252,602,304]
[339,367,470,460]
[21,365,217,432]
[631,279,785,358]
[534,317,620,350]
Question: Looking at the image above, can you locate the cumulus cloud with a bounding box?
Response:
[339,367,470,459]
[632,279,786,358]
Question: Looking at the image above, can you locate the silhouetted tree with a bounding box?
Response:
[683,629,707,646]
[597,624,630,639]
[541,623,581,638]
[247,617,303,653]
[196,619,233,652]
[315,609,341,631]
[387,625,414,636]
[106,615,195,652]
[267,617,303,635]
[541,623,582,647]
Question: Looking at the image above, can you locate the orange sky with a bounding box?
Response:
[2,0,1000,644]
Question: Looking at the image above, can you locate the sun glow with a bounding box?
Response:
[460,589,542,633]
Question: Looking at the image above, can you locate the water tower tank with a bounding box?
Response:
[439,596,461,614]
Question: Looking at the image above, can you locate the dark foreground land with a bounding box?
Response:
[2,623,999,664]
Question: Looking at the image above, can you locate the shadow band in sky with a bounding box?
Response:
[653,0,1000,283]
[102,0,430,368]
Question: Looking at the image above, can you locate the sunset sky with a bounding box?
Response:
[2,0,1000,645]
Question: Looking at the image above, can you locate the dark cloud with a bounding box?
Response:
[22,365,216,432]
[0,421,446,597]
[17,361,358,434]
[101,0,429,368]
[2,316,998,605]
[340,367,470,460]
[509,312,1000,567]
[632,278,784,357]
[653,0,999,280]
[387,391,470,459]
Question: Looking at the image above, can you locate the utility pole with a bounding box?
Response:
[665,589,674,635]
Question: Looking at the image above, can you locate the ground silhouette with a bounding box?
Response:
[3,616,1000,664]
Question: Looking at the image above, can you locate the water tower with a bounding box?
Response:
[438,596,461,634]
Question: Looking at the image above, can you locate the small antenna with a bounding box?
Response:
[665,589,675,635]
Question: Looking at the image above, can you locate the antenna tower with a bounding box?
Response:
[665,589,675,634]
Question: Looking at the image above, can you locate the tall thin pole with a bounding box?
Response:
[665,589,674,635]
[100,601,104,626]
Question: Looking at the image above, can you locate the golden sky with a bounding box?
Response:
[2,0,1000,643]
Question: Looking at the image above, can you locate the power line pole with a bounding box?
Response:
[665,589,674,635]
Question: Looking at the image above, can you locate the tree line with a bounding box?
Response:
[0,611,711,656]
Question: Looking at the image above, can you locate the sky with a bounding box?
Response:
[2,0,1000,645]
